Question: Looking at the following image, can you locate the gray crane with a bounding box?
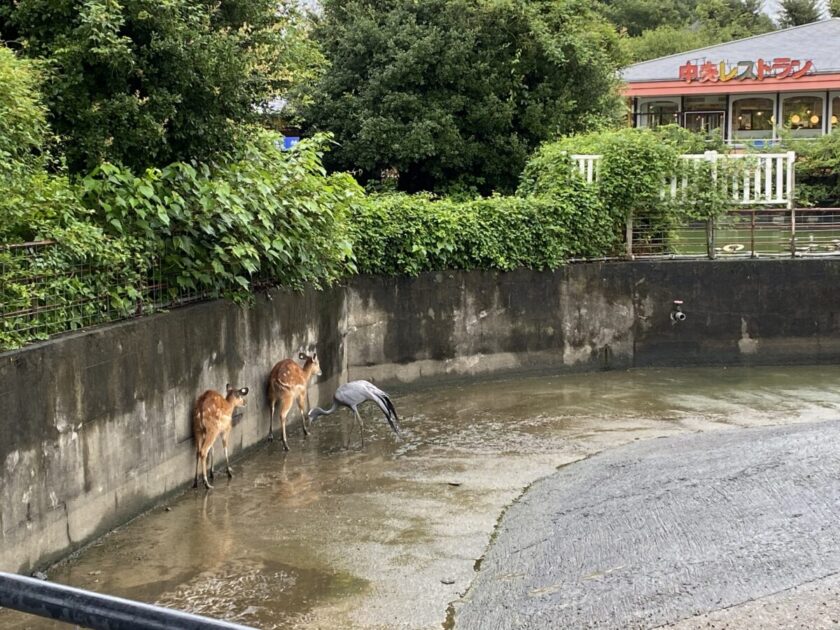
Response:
[308,380,401,447]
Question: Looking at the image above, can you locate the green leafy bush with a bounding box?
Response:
[785,130,840,207]
[81,133,362,298]
[518,126,733,256]
[350,183,611,276]
[518,126,722,199]
[0,45,146,350]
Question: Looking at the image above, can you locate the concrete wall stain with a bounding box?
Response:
[3,260,840,572]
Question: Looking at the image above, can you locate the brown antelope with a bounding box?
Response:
[267,348,322,451]
[193,384,249,489]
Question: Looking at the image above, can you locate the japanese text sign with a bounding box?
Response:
[678,58,815,83]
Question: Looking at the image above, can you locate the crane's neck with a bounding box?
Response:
[309,401,339,422]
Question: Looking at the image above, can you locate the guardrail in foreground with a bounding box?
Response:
[0,572,253,630]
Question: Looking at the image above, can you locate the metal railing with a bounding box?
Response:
[566,150,833,259]
[629,207,840,259]
[0,571,252,629]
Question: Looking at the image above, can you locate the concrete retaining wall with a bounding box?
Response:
[3,260,840,572]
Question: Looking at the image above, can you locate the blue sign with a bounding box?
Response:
[283,136,301,150]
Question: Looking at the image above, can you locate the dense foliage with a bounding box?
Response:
[0,0,320,173]
[0,45,143,349]
[305,0,625,194]
[81,134,362,297]
[350,187,612,276]
[519,126,720,197]
[597,0,698,36]
[778,0,823,27]
[607,0,775,63]
[518,126,741,256]
[785,131,840,207]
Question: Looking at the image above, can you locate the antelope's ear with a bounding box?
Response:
[312,350,317,359]
[299,352,307,360]
[226,383,232,393]
[239,387,249,396]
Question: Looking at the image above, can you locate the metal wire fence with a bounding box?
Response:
[0,241,209,351]
[4,207,840,349]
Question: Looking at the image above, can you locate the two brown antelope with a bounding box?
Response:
[267,348,322,451]
[193,384,249,489]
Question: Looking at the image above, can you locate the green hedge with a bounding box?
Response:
[350,181,613,276]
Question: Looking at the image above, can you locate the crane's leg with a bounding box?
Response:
[222,429,233,478]
[354,409,365,448]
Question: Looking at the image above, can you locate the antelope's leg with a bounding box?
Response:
[200,431,220,489]
[280,395,294,452]
[222,430,233,478]
[268,399,276,442]
[298,393,309,438]
[193,447,201,489]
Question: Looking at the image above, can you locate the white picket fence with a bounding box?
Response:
[570,151,796,209]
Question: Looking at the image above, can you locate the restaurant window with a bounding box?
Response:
[782,94,824,137]
[639,99,679,129]
[683,95,726,111]
[832,95,840,131]
[732,97,774,140]
[683,95,726,134]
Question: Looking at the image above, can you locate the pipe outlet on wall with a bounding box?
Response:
[670,300,686,324]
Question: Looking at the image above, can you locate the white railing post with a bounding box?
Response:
[566,152,795,257]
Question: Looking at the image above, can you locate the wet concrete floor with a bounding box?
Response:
[457,419,840,629]
[3,365,840,629]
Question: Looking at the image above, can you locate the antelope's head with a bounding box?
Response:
[299,346,322,378]
[225,384,250,408]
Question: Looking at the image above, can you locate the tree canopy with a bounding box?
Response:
[778,0,823,27]
[304,0,625,194]
[0,0,321,173]
[597,0,698,37]
[603,0,775,63]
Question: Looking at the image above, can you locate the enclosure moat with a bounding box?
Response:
[4,365,840,629]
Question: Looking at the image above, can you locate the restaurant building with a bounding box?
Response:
[622,18,840,145]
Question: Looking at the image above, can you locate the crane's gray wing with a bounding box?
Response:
[360,381,401,435]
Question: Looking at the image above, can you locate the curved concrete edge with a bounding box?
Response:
[455,419,840,629]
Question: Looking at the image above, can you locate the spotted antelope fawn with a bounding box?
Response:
[267,348,322,451]
[193,384,249,489]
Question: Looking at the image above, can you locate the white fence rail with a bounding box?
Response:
[570,151,796,209]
